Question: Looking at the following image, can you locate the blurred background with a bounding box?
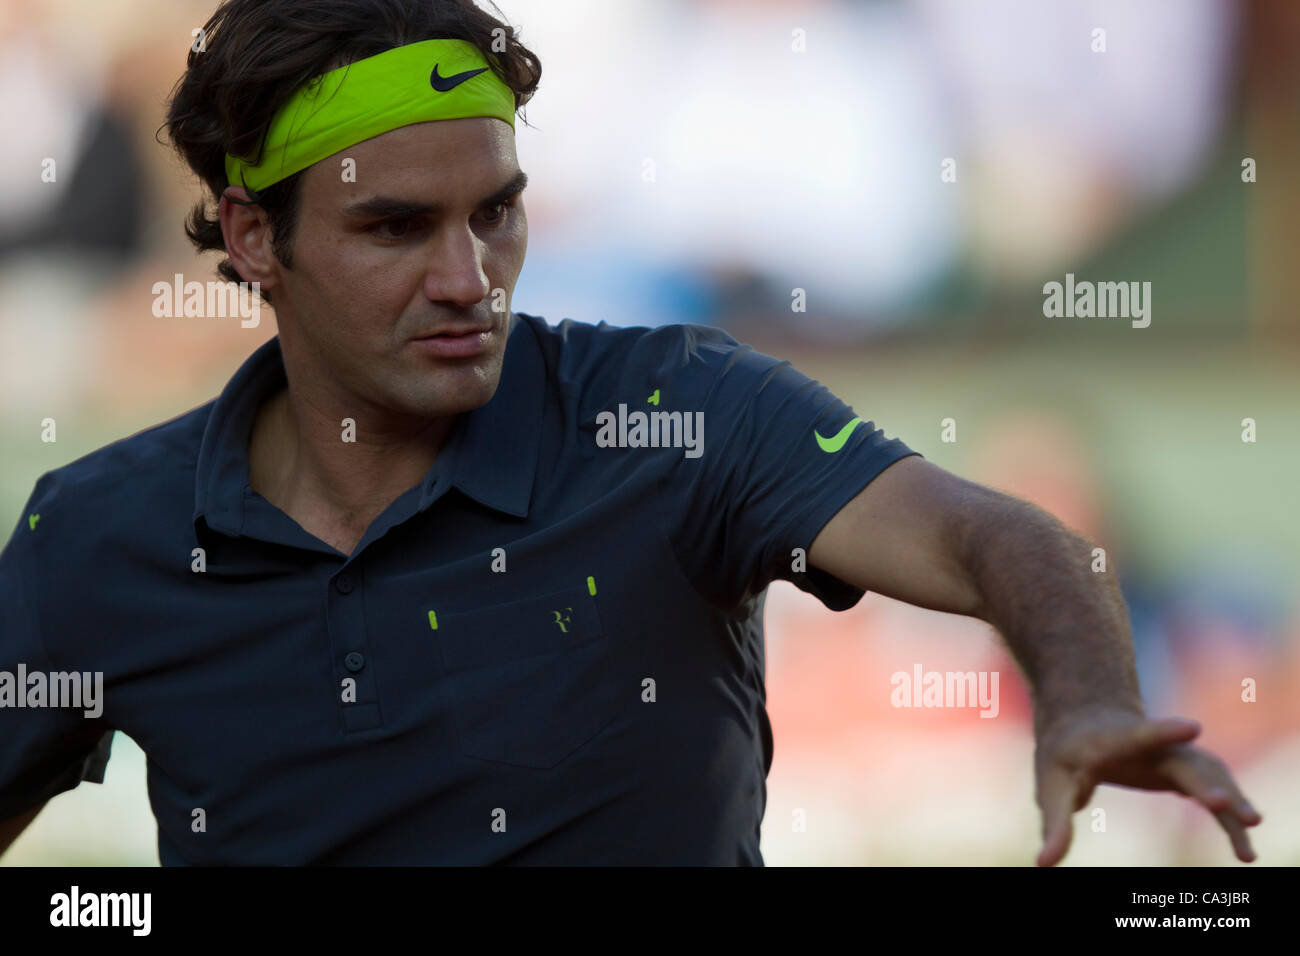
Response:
[1,0,1297,865]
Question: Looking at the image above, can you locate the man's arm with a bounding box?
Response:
[0,804,44,859]
[810,455,1144,722]
[808,454,1262,865]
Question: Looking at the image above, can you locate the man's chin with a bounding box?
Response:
[389,366,504,419]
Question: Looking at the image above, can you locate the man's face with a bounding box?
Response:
[267,117,527,421]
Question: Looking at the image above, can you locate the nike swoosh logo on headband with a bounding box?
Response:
[430,64,488,92]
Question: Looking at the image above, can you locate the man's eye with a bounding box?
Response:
[372,218,417,240]
[480,199,515,225]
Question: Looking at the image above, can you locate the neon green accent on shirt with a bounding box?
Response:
[427,610,438,630]
[587,576,597,596]
[28,514,39,530]
[814,417,863,453]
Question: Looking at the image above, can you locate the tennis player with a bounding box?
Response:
[0,0,1261,865]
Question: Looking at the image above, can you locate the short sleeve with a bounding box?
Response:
[0,478,114,822]
[664,328,920,612]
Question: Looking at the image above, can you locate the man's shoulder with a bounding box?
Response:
[516,312,758,398]
[519,311,743,362]
[23,401,215,520]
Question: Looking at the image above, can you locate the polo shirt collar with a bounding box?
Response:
[423,313,545,517]
[194,314,545,539]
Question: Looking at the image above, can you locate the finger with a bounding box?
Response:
[1088,717,1202,764]
[1159,753,1262,861]
[1212,806,1257,863]
[1036,767,1080,867]
[1162,751,1263,826]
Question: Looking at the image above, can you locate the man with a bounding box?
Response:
[0,0,1261,865]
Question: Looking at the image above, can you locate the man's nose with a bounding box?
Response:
[423,224,491,306]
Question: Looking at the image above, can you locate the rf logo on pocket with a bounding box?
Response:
[551,607,574,633]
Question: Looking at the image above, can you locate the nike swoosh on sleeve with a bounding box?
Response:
[814,417,863,453]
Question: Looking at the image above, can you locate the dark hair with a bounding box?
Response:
[160,0,541,305]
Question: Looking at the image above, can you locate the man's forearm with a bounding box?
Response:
[955,491,1144,735]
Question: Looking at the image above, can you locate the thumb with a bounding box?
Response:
[1094,716,1201,763]
[1037,767,1079,867]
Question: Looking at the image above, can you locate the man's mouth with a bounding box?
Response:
[409,326,493,358]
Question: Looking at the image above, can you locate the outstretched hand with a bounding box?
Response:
[1033,710,1262,866]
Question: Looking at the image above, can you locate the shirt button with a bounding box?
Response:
[335,574,354,594]
[344,652,365,672]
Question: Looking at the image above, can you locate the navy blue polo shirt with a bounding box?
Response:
[0,312,918,864]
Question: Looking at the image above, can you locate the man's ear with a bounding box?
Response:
[219,186,280,294]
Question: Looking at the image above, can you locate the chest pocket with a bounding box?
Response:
[433,584,619,769]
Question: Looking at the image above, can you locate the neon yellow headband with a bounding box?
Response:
[224,38,516,194]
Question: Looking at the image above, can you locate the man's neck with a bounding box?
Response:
[248,382,456,555]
